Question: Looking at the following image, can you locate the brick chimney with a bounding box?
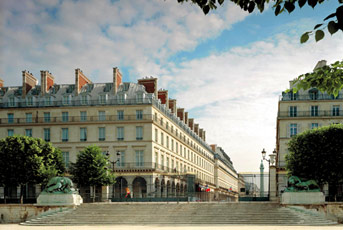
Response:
[210,144,217,152]
[40,71,54,95]
[194,124,199,135]
[138,77,158,98]
[177,108,185,122]
[199,128,204,139]
[0,78,4,88]
[75,68,91,95]
[113,67,122,94]
[158,89,168,105]
[188,118,194,130]
[22,71,38,98]
[169,99,177,114]
[184,112,189,125]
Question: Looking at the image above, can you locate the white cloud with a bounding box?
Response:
[0,0,249,85]
[159,33,343,172]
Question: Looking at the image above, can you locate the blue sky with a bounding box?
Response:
[0,0,342,172]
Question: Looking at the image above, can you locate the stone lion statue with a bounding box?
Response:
[284,176,320,192]
[43,176,77,194]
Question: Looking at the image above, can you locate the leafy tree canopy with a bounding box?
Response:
[286,124,343,186]
[178,0,343,42]
[69,145,115,187]
[0,135,65,188]
[287,60,343,97]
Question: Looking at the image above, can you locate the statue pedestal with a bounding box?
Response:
[281,192,325,204]
[36,193,83,206]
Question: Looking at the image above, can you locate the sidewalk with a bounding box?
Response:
[1,225,343,230]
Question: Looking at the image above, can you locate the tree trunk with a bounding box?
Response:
[20,185,24,204]
[92,186,96,203]
[4,186,6,204]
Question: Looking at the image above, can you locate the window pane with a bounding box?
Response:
[136,110,143,120]
[44,128,50,142]
[62,128,68,142]
[98,111,106,121]
[62,112,69,122]
[25,129,32,137]
[62,152,69,168]
[136,126,143,140]
[26,113,32,123]
[99,127,105,141]
[8,129,14,136]
[80,128,87,141]
[117,127,124,140]
[135,150,144,166]
[8,113,14,124]
[80,111,87,121]
[117,110,124,120]
[44,112,50,122]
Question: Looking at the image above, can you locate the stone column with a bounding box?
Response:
[146,176,153,198]
[101,186,109,202]
[269,166,278,201]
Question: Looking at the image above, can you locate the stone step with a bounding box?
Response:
[22,203,338,226]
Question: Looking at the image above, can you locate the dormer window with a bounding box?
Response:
[45,96,52,106]
[99,94,107,104]
[118,94,126,104]
[136,93,144,103]
[81,94,88,105]
[63,95,71,105]
[309,89,319,100]
[26,96,33,106]
[8,97,15,107]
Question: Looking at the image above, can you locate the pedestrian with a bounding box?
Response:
[125,187,131,198]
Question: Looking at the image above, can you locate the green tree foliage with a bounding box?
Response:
[0,135,65,203]
[177,0,343,42]
[287,60,343,97]
[286,124,343,195]
[69,145,115,201]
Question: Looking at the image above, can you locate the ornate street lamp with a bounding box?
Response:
[106,151,121,198]
[261,148,277,199]
[106,151,121,172]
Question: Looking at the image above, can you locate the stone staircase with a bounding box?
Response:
[21,202,338,226]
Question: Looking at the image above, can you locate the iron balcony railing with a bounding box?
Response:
[0,98,154,109]
[278,110,343,118]
[112,162,189,174]
[280,94,343,101]
[0,114,154,125]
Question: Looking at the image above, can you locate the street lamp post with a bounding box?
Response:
[106,151,121,198]
[261,148,276,200]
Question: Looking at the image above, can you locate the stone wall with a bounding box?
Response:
[0,204,64,223]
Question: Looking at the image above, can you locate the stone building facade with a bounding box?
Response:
[275,60,343,199]
[0,68,238,201]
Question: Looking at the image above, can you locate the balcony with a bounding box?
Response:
[0,98,154,109]
[0,114,154,125]
[278,110,343,118]
[280,93,343,101]
[112,162,188,175]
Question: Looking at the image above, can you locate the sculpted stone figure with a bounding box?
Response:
[284,176,320,192]
[43,176,77,194]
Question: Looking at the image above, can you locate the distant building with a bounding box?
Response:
[0,68,238,201]
[275,60,343,198]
